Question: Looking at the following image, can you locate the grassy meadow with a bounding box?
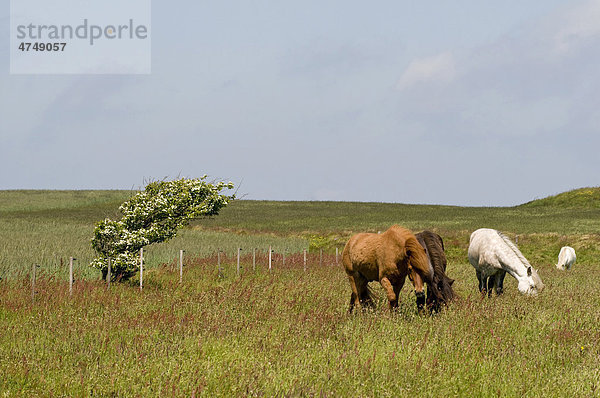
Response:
[1,189,600,396]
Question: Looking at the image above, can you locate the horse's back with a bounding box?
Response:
[343,225,415,281]
[559,246,575,260]
[416,230,443,247]
[342,232,381,277]
[382,224,409,243]
[468,228,503,274]
[416,231,445,266]
[557,246,576,270]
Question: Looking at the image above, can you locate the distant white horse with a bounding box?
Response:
[556,246,576,270]
[468,228,544,296]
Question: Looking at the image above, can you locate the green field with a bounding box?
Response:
[1,189,600,396]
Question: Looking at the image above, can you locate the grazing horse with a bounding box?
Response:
[556,246,576,270]
[342,225,440,313]
[415,231,457,312]
[468,228,544,296]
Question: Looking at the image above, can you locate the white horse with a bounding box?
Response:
[556,246,576,270]
[468,228,544,296]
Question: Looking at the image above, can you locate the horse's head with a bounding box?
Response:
[426,274,456,312]
[517,266,545,296]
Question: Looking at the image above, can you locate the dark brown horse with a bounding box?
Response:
[342,225,442,313]
[415,231,456,312]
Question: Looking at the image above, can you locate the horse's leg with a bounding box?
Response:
[409,269,426,311]
[380,275,405,311]
[348,292,357,314]
[349,273,372,312]
[495,270,507,295]
[393,276,405,309]
[476,270,487,296]
[358,280,375,310]
[347,275,361,314]
[487,274,495,298]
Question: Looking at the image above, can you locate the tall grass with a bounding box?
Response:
[2,190,600,396]
[1,256,599,396]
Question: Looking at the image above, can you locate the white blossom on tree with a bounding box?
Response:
[91,177,234,281]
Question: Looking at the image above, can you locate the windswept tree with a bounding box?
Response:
[91,177,234,281]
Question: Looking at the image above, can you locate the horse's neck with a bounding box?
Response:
[497,242,529,278]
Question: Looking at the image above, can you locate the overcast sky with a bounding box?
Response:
[1,1,599,206]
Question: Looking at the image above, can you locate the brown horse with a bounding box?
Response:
[415,230,456,312]
[342,225,440,313]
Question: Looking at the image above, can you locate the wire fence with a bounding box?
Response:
[8,247,344,301]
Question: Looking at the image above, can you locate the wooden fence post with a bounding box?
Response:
[335,248,339,266]
[217,250,222,278]
[268,246,272,271]
[237,248,242,277]
[31,264,37,302]
[69,257,75,296]
[320,249,323,267]
[107,258,111,288]
[303,249,307,272]
[179,250,184,284]
[139,248,143,291]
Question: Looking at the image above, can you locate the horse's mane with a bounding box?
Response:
[495,230,531,268]
[385,225,434,281]
[403,234,434,283]
[416,231,446,273]
[416,231,456,309]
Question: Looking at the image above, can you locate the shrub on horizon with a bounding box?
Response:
[91,177,234,281]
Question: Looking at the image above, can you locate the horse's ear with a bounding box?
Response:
[527,266,532,276]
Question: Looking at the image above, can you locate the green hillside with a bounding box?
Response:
[520,187,600,208]
[1,187,600,282]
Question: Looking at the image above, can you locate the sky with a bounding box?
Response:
[1,1,599,206]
